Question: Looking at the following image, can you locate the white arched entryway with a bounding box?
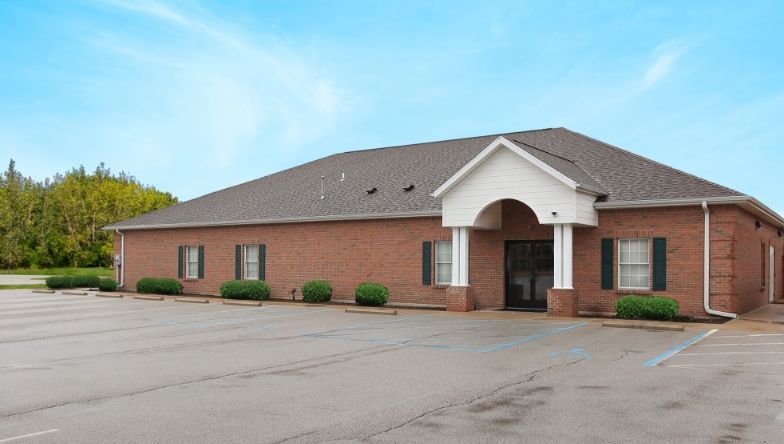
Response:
[432,137,602,305]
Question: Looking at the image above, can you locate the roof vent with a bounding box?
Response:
[403,184,415,192]
[340,173,346,182]
[366,187,378,195]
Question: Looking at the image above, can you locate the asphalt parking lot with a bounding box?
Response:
[0,290,782,443]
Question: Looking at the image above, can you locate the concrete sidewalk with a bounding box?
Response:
[738,303,784,324]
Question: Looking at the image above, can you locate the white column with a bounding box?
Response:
[553,223,573,289]
[450,227,470,286]
[451,227,461,286]
[562,224,573,289]
[553,224,563,288]
[459,227,469,286]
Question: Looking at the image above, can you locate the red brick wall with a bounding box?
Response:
[114,203,783,317]
[115,217,452,306]
[469,200,553,309]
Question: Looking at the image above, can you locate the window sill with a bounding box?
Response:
[615,288,653,295]
[433,285,449,289]
[183,278,199,282]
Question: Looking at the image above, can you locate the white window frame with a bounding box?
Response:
[244,244,259,280]
[185,246,199,279]
[435,240,452,286]
[618,238,650,290]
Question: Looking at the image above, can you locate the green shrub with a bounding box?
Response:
[136,277,183,295]
[355,282,389,306]
[71,275,101,288]
[46,275,73,289]
[615,296,646,319]
[220,280,270,300]
[644,296,680,321]
[98,278,118,292]
[616,295,679,321]
[302,280,332,303]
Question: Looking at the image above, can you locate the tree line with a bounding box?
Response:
[0,159,177,269]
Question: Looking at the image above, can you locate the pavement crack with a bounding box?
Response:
[363,362,565,440]
[0,344,395,420]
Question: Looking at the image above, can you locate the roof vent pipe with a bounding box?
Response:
[320,176,325,200]
[702,201,737,319]
[340,173,346,182]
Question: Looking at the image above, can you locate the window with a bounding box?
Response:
[244,245,259,280]
[761,242,766,289]
[186,246,199,279]
[435,241,452,285]
[619,239,649,289]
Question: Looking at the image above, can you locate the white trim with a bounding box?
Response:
[770,245,775,303]
[434,240,452,286]
[595,195,784,229]
[243,244,260,281]
[104,210,442,231]
[618,238,650,290]
[432,137,581,198]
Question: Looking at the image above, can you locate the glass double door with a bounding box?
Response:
[505,240,554,310]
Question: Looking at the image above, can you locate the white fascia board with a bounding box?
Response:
[431,136,578,198]
[103,210,443,231]
[594,196,784,228]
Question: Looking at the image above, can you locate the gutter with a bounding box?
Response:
[702,201,737,319]
[103,210,442,231]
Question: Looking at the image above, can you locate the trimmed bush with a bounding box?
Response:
[616,295,679,321]
[71,275,101,288]
[644,296,680,321]
[46,275,73,289]
[355,282,389,306]
[302,280,332,303]
[136,277,183,295]
[220,280,270,300]
[98,278,118,292]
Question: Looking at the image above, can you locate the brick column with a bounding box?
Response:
[447,286,474,312]
[547,288,578,317]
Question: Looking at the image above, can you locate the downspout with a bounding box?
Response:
[115,229,125,289]
[702,201,737,318]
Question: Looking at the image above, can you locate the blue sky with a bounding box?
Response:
[1,0,782,213]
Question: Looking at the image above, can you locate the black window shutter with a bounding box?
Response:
[235,245,242,280]
[601,238,614,289]
[177,245,184,279]
[652,238,667,291]
[258,244,266,281]
[198,246,205,279]
[422,241,432,285]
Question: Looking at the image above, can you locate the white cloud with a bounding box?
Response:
[641,43,685,91]
[84,0,353,175]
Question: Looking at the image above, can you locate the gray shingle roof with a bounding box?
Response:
[107,127,742,229]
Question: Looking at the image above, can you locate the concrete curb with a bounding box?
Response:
[345,307,398,316]
[133,295,164,301]
[222,300,263,306]
[602,320,684,332]
[175,297,209,304]
[96,292,123,298]
[63,291,88,296]
[32,289,55,294]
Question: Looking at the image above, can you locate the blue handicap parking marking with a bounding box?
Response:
[303,317,588,353]
[550,347,590,361]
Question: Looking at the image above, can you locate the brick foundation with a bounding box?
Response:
[446,286,474,312]
[547,288,579,317]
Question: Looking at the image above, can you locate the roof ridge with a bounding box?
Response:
[560,128,744,196]
[512,138,576,164]
[341,127,559,154]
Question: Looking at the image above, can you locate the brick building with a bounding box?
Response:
[106,128,784,319]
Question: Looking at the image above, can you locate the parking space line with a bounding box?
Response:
[697,342,784,347]
[0,429,59,443]
[667,361,784,368]
[711,333,784,338]
[679,351,784,356]
[644,329,717,367]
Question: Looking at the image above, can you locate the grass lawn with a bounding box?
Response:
[0,284,47,290]
[0,267,113,277]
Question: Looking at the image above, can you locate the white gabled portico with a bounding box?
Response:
[432,137,602,312]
